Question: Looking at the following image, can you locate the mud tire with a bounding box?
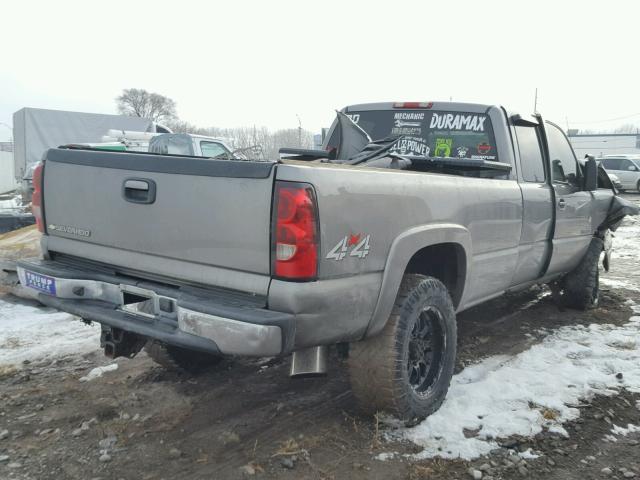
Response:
[348,274,457,425]
[562,238,603,310]
[144,341,223,373]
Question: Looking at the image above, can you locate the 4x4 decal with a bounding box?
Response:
[326,234,371,261]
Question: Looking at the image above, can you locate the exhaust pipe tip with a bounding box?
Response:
[290,345,328,378]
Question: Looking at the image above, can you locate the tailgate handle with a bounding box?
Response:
[123,178,156,204]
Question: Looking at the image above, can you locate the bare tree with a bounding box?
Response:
[164,119,314,159]
[613,123,640,134]
[116,88,177,122]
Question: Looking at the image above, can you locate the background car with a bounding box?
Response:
[600,156,640,192]
[607,172,624,191]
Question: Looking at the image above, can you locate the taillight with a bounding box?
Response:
[31,162,45,233]
[272,181,319,280]
[393,102,433,109]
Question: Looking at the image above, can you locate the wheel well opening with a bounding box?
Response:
[405,243,466,308]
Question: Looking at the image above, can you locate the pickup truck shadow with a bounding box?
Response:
[1,285,634,480]
[109,285,632,478]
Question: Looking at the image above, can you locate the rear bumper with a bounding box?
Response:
[16,258,294,357]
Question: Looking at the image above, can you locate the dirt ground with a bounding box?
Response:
[1,197,639,480]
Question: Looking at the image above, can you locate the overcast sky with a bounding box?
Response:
[1,0,639,142]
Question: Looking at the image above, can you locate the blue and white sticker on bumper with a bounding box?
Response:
[23,271,57,295]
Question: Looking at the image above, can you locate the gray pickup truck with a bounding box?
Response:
[17,101,636,424]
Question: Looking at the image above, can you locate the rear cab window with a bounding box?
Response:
[327,109,500,162]
[514,126,546,182]
[200,141,230,159]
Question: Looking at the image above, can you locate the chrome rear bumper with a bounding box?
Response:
[17,260,292,357]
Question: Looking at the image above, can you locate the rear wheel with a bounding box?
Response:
[348,274,457,425]
[144,341,223,373]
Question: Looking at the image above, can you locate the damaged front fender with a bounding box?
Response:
[600,195,640,232]
[598,194,639,272]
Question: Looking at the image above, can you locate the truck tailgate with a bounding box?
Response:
[42,148,275,293]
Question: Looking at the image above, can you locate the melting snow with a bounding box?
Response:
[390,313,640,460]
[0,297,99,366]
[79,363,118,382]
[610,423,640,437]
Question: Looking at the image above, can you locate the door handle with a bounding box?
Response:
[557,198,566,210]
[123,178,156,204]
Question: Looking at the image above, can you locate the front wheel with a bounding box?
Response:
[348,274,457,425]
[560,238,603,310]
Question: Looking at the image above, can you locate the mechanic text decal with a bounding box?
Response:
[326,234,371,261]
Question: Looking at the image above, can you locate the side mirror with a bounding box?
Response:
[628,165,637,171]
[583,155,598,191]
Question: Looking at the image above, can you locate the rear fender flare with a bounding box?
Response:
[364,224,471,338]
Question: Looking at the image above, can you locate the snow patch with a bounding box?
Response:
[388,316,640,460]
[374,452,397,461]
[518,448,540,459]
[0,298,100,366]
[601,277,640,292]
[610,423,640,437]
[79,363,118,382]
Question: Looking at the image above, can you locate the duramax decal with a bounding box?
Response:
[434,138,453,157]
[430,113,486,132]
[326,233,371,261]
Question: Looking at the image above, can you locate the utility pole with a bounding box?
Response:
[533,88,538,114]
[296,114,302,147]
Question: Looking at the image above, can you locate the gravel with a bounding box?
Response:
[468,468,483,479]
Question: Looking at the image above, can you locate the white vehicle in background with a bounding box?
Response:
[607,173,623,191]
[78,132,263,161]
[148,133,238,159]
[148,133,264,160]
[600,156,640,192]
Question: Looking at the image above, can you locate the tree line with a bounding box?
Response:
[116,88,315,159]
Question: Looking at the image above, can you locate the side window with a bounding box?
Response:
[200,141,229,159]
[620,159,637,172]
[603,158,621,170]
[546,123,578,186]
[515,126,545,182]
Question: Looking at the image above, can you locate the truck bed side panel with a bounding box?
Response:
[275,161,523,314]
